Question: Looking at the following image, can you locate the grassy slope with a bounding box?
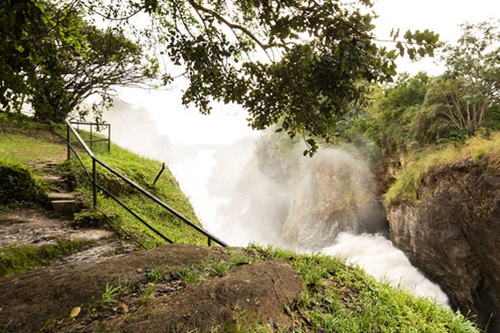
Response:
[385,132,500,205]
[261,246,479,332]
[65,139,208,248]
[84,136,217,247]
[0,114,481,332]
[152,245,479,333]
[0,114,206,248]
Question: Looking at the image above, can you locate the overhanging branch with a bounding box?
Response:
[186,0,277,52]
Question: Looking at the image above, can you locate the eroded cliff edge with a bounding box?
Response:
[386,157,500,331]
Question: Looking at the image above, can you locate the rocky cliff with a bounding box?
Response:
[387,158,500,331]
[283,148,388,250]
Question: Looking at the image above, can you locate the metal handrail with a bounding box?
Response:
[65,119,228,247]
[69,121,111,153]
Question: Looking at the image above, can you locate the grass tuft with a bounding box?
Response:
[385,132,500,205]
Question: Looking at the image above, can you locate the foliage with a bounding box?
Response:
[0,0,44,112]
[0,0,148,123]
[2,0,441,151]
[334,72,433,157]
[334,20,499,159]
[0,158,46,205]
[85,0,440,155]
[437,19,500,136]
[372,72,432,151]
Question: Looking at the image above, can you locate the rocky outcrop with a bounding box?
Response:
[387,160,500,331]
[284,149,388,250]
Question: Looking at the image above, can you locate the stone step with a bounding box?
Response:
[51,200,81,215]
[48,192,77,201]
[40,174,71,191]
[39,175,64,183]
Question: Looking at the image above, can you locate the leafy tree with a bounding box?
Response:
[435,19,500,136]
[0,0,44,112]
[2,0,440,145]
[90,0,439,154]
[362,72,431,152]
[28,2,146,123]
[411,78,470,144]
[1,0,148,123]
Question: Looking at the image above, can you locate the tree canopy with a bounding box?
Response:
[335,19,500,159]
[436,19,500,136]
[2,0,440,153]
[1,0,147,122]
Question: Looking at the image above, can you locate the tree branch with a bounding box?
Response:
[186,0,276,52]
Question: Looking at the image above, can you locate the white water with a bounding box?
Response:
[103,91,450,307]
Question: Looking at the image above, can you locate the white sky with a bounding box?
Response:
[117,0,499,145]
[373,0,500,75]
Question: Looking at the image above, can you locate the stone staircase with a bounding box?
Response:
[0,162,135,271]
[39,163,82,216]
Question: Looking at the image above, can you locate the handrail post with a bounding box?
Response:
[90,124,93,149]
[92,159,97,207]
[108,124,111,152]
[66,123,71,160]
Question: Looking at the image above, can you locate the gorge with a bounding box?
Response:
[104,99,499,331]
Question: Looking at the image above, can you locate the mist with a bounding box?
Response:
[103,98,449,308]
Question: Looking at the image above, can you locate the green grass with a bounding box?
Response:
[0,134,67,166]
[181,245,480,332]
[385,132,500,205]
[64,132,208,248]
[177,250,251,285]
[248,245,479,333]
[101,279,131,307]
[0,239,88,277]
[0,113,67,167]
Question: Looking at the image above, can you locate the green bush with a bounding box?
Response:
[0,159,46,204]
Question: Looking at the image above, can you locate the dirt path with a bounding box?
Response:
[0,209,116,250]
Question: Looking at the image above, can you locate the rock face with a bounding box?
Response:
[284,149,388,250]
[387,161,500,331]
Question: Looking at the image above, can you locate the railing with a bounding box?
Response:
[65,120,228,247]
[68,121,111,154]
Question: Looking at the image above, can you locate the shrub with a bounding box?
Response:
[0,159,46,204]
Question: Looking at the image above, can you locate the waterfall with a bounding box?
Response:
[103,94,450,308]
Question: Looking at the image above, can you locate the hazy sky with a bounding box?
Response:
[373,0,499,74]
